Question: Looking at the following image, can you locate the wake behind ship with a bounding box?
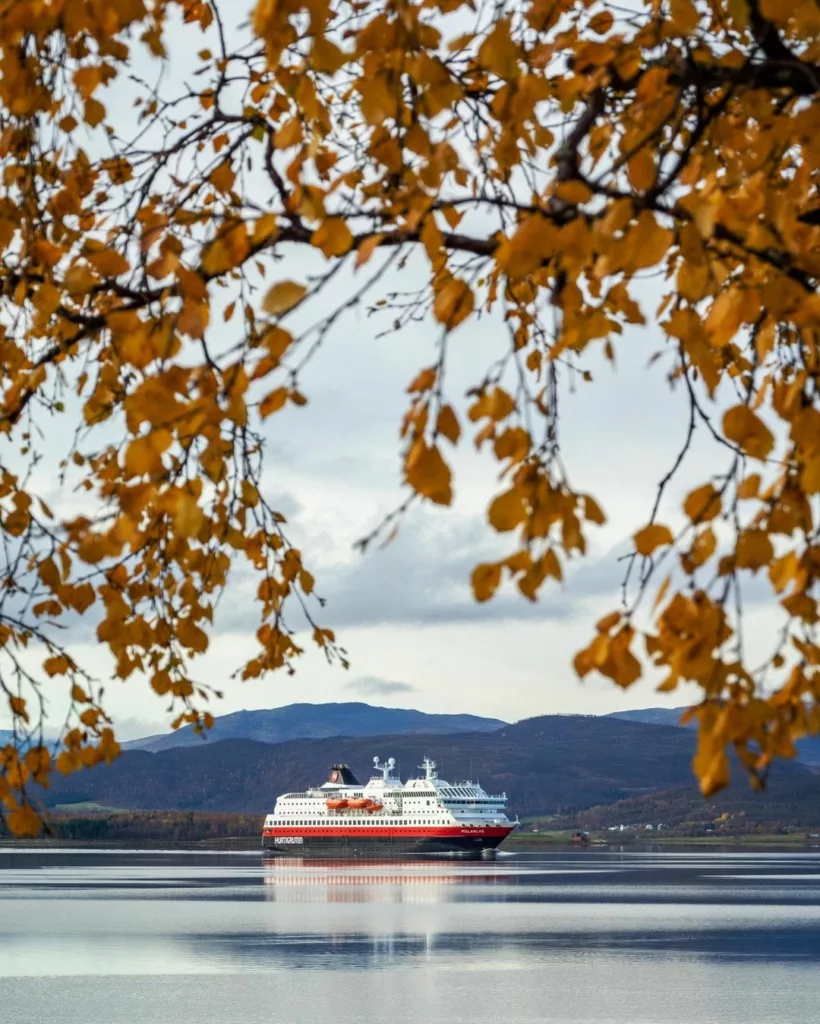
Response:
[262,756,518,858]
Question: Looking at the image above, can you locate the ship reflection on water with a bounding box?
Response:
[261,857,507,903]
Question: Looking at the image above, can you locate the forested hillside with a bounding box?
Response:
[41,715,810,818]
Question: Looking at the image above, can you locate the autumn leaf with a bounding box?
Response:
[312,218,354,258]
[405,441,452,505]
[263,281,307,315]
[436,405,460,444]
[735,530,774,572]
[684,484,721,523]
[471,562,502,602]
[488,487,526,532]
[43,655,70,677]
[433,277,474,330]
[723,405,774,460]
[634,523,674,555]
[259,387,288,418]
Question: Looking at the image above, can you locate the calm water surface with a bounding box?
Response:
[1,847,819,1023]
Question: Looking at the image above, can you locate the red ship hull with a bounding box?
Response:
[261,824,515,858]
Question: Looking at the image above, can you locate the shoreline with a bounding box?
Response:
[3,833,819,852]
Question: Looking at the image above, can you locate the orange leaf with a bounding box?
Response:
[355,233,383,269]
[627,150,656,192]
[274,118,302,149]
[436,405,460,444]
[311,218,354,258]
[683,483,720,523]
[405,441,452,505]
[433,277,474,330]
[488,487,526,532]
[735,530,773,572]
[471,562,502,602]
[263,280,307,315]
[723,405,774,460]
[43,654,70,676]
[259,388,288,419]
[634,523,674,555]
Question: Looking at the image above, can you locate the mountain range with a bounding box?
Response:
[41,713,817,824]
[123,702,507,753]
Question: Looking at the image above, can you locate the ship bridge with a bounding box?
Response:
[409,757,510,825]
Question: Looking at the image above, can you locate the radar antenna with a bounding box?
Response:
[373,756,397,782]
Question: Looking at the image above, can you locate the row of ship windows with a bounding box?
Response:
[275,820,444,826]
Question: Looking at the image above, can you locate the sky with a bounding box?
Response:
[22,259,763,741]
[1,4,783,743]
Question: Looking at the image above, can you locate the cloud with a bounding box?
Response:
[210,505,630,636]
[343,675,418,697]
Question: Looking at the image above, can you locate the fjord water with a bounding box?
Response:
[1,849,819,1024]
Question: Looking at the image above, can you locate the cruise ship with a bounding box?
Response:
[262,756,519,858]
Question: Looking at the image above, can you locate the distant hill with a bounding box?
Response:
[123,702,507,753]
[41,714,781,817]
[552,769,820,832]
[606,706,820,765]
[606,707,689,728]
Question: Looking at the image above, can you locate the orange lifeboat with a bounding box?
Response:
[348,799,370,809]
[367,803,383,813]
[326,799,348,809]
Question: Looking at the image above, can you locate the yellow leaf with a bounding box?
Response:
[209,161,235,193]
[173,492,204,539]
[690,527,716,567]
[596,611,621,633]
[151,671,172,696]
[436,405,460,444]
[259,387,288,419]
[274,117,302,149]
[625,211,672,272]
[554,180,592,204]
[634,523,674,555]
[737,474,760,499]
[311,36,347,73]
[311,218,354,258]
[627,150,656,192]
[88,250,129,277]
[589,9,614,32]
[177,619,209,653]
[488,487,526,532]
[43,654,70,676]
[7,805,41,837]
[670,0,701,33]
[201,221,250,276]
[124,430,171,478]
[408,367,436,393]
[735,530,773,572]
[355,233,383,269]
[405,441,452,505]
[433,277,474,330]
[84,97,106,127]
[583,495,606,525]
[684,483,720,523]
[263,280,307,315]
[471,562,502,602]
[769,551,798,594]
[723,405,774,460]
[260,326,293,362]
[694,736,730,797]
[8,695,27,720]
